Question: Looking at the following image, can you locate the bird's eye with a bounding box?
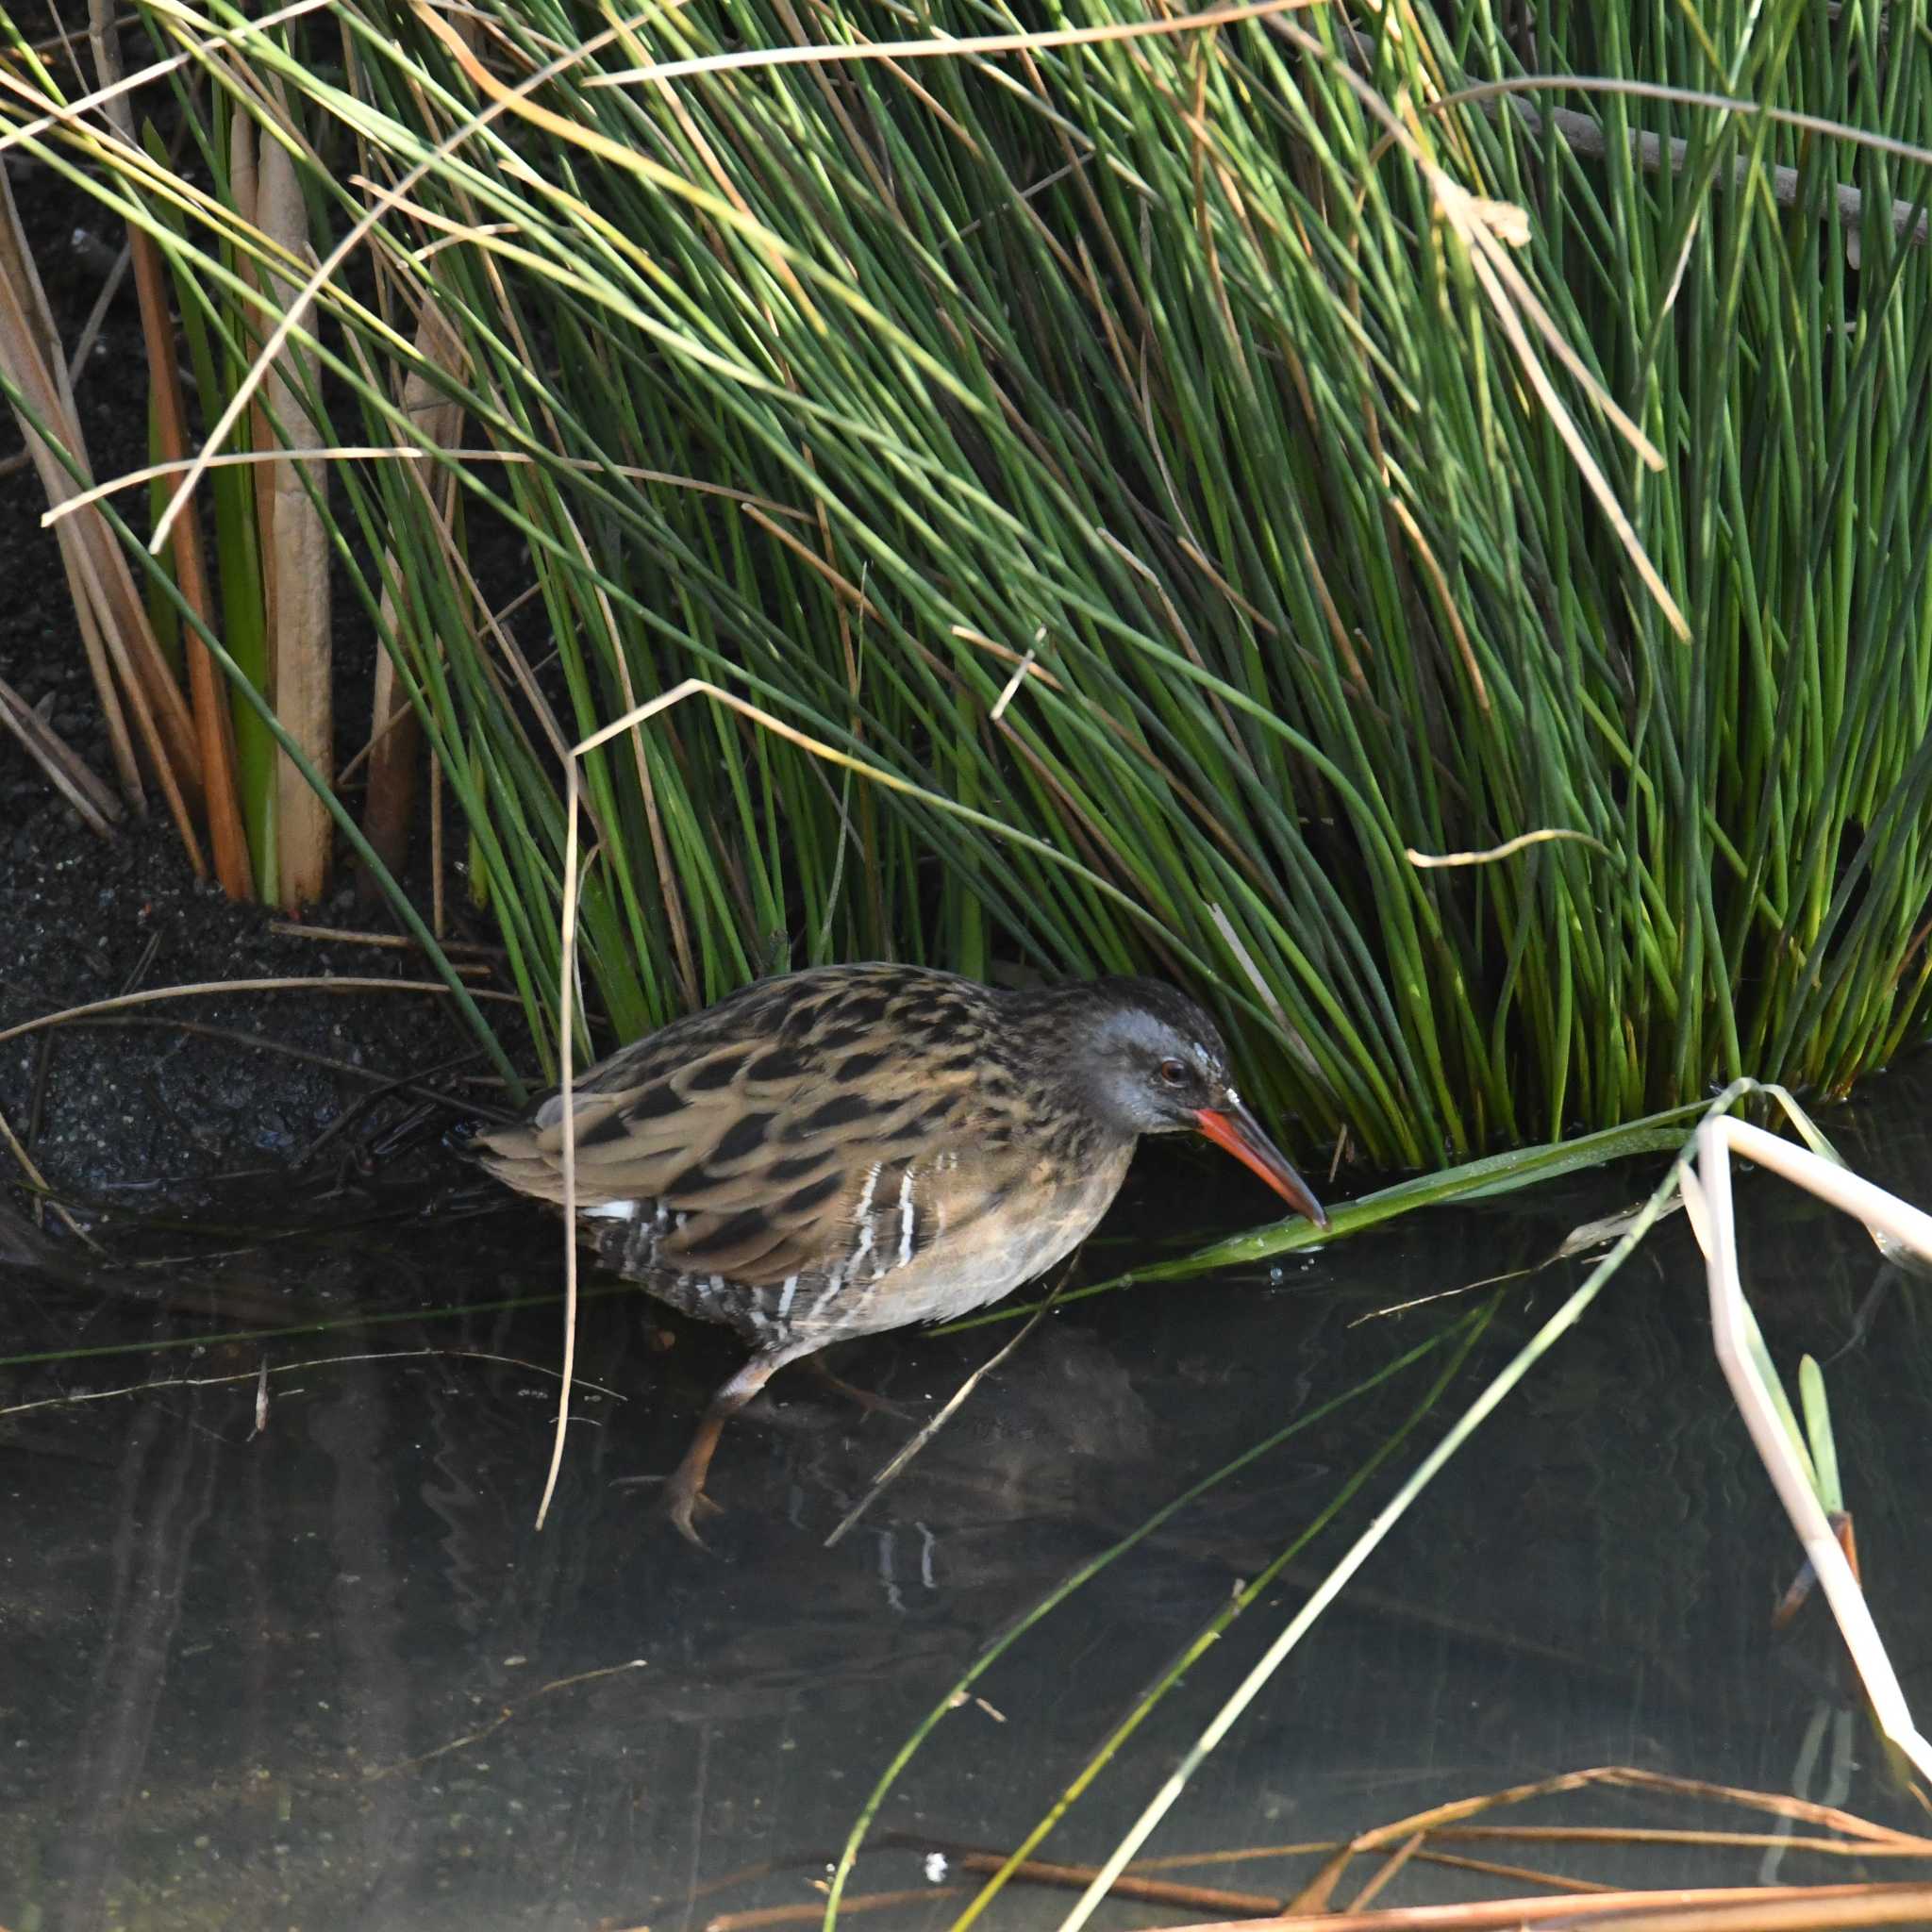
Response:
[1158,1058,1189,1086]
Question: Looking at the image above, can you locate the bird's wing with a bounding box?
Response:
[473,966,1022,1286]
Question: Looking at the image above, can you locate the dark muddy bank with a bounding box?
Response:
[2,131,526,1224]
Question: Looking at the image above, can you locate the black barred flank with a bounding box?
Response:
[575,1108,631,1148]
[795,1092,874,1134]
[712,1112,774,1163]
[745,1048,807,1082]
[815,1024,873,1055]
[625,1083,684,1122]
[767,1151,830,1183]
[689,1208,774,1258]
[779,1172,843,1217]
[662,1157,714,1198]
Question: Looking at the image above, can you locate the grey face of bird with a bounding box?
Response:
[1064,997,1329,1231]
[1072,1000,1235,1135]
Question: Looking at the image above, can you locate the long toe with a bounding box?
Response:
[808,1356,910,1422]
[609,1469,724,1543]
[663,1475,724,1548]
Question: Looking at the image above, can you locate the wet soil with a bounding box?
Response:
[0,798,493,1210]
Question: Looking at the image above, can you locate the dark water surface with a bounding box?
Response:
[7,1067,1932,1930]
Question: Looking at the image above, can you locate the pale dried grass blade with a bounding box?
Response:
[1687,1116,1932,1788]
[258,127,333,908]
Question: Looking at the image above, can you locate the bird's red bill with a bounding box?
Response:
[1192,1104,1329,1229]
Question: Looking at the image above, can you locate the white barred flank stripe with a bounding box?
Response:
[896,1166,917,1269]
[851,1160,882,1272]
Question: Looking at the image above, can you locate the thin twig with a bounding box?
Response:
[265,920,502,955]
[0,1347,631,1421]
[0,1093,98,1247]
[360,1658,646,1781]
[823,1272,1066,1547]
[0,974,517,1053]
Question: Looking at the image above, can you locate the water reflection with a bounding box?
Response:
[6,1070,1932,1928]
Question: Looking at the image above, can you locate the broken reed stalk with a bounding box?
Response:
[87,0,251,895]
[257,122,332,909]
[0,671,123,834]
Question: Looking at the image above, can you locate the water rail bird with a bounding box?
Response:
[476,963,1327,1541]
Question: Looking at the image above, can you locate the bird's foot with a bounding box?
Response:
[664,1477,724,1548]
[808,1356,910,1423]
[614,1467,725,1548]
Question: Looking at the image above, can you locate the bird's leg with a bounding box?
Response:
[660,1350,788,1545]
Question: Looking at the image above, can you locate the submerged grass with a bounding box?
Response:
[8,0,1932,1160]
[822,1079,1931,1932]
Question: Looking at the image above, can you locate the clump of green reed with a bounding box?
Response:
[4,0,1929,1165]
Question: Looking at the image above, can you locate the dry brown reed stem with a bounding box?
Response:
[86,0,251,896]
[694,1770,1932,1932]
[708,1867,1932,1932]
[263,920,502,957]
[1409,1850,1616,1893]
[257,123,332,908]
[261,920,495,979]
[359,292,468,886]
[702,1847,1283,1932]
[0,169,204,859]
[1441,1829,1930,1856]
[1253,1759,1932,1923]
[707,1889,967,1929]
[1573,1772,1921,1848]
[1391,1770,1924,1858]
[0,222,132,482]
[1162,1883,1932,1932]
[940,1848,1280,1914]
